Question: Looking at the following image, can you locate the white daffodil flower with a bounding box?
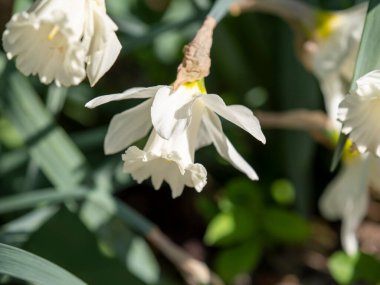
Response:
[303,2,367,125]
[85,81,266,197]
[2,0,121,87]
[320,69,380,255]
[234,0,367,125]
[338,70,380,157]
[319,153,380,255]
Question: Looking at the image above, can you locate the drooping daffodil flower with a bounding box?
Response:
[302,2,367,125]
[2,0,121,87]
[85,81,266,198]
[319,150,380,255]
[316,60,380,256]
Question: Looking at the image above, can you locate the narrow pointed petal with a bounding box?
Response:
[104,99,152,154]
[86,4,122,86]
[356,69,380,90]
[151,86,194,139]
[318,74,344,126]
[201,94,266,143]
[203,111,259,180]
[195,121,213,150]
[85,86,162,108]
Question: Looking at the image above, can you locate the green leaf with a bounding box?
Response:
[126,237,161,284]
[25,208,146,285]
[263,207,310,243]
[0,242,87,285]
[2,73,87,188]
[354,252,380,284]
[328,251,357,285]
[215,240,263,282]
[270,179,295,206]
[223,178,263,211]
[0,207,58,247]
[0,188,89,214]
[204,207,258,246]
[277,21,320,215]
[204,212,235,246]
[351,0,380,85]
[80,191,159,283]
[329,251,380,285]
[330,133,349,172]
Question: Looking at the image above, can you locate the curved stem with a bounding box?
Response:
[147,228,224,285]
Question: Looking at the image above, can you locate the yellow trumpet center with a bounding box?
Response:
[314,11,341,40]
[183,79,207,94]
[48,25,60,41]
[329,130,360,165]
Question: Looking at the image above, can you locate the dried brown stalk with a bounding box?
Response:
[256,109,334,147]
[256,109,329,131]
[147,228,224,285]
[173,16,217,90]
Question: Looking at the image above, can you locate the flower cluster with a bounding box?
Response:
[319,69,380,255]
[86,81,266,198]
[4,0,380,257]
[2,0,121,87]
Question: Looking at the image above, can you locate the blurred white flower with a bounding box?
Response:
[319,153,380,255]
[338,70,380,157]
[2,0,121,87]
[86,81,265,197]
[319,70,379,256]
[302,2,367,125]
[233,0,367,125]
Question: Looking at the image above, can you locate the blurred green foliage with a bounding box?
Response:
[200,178,310,282]
[328,251,380,284]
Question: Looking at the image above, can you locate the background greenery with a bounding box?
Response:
[1,0,380,284]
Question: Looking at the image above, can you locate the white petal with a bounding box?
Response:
[122,145,207,198]
[195,121,213,150]
[312,2,366,78]
[151,86,194,139]
[185,163,207,192]
[85,86,162,108]
[356,69,380,93]
[318,74,344,126]
[200,94,266,144]
[202,110,259,180]
[319,156,369,255]
[104,99,152,154]
[338,75,380,157]
[2,6,87,87]
[86,3,121,86]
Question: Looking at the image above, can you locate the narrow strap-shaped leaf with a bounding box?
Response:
[0,243,87,285]
[0,188,89,215]
[351,0,380,85]
[2,73,87,187]
[332,0,380,170]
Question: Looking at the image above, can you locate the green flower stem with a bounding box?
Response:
[207,0,234,23]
